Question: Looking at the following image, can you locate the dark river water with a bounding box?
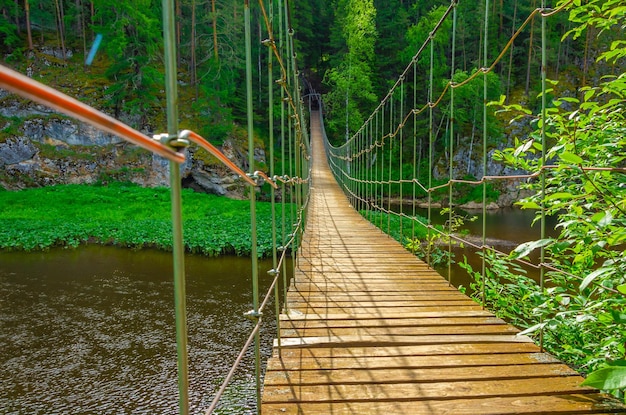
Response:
[390,205,558,289]
[0,247,285,414]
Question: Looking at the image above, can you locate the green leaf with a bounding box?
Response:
[580,267,613,291]
[581,366,626,390]
[560,152,583,164]
[519,201,541,209]
[518,322,545,336]
[511,239,554,259]
[545,192,574,201]
[611,311,626,324]
[599,210,613,227]
[618,284,626,295]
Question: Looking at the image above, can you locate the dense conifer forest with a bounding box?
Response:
[1,0,618,143]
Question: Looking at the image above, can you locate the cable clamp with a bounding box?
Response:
[153,132,189,149]
[244,310,262,321]
[251,171,265,186]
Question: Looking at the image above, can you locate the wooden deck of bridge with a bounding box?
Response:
[260,112,626,414]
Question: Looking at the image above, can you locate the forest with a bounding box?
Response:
[1,0,618,148]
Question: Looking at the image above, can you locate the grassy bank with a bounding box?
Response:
[0,182,286,256]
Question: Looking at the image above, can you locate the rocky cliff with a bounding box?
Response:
[0,87,265,198]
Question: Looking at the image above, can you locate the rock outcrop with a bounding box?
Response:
[0,93,264,197]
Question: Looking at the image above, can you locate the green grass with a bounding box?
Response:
[0,182,288,256]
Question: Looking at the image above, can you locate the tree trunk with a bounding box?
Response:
[14,0,21,34]
[76,0,87,61]
[38,0,44,43]
[54,0,67,60]
[505,0,517,103]
[24,0,33,50]
[524,0,536,96]
[190,0,197,89]
[212,0,218,61]
[581,25,591,88]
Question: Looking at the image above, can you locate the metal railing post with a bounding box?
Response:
[244,1,262,412]
[161,1,189,414]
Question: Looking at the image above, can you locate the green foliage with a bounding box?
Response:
[0,8,19,50]
[361,209,429,243]
[92,1,163,124]
[323,0,378,142]
[582,362,626,391]
[402,4,451,89]
[471,0,626,397]
[456,177,500,204]
[0,183,286,257]
[450,69,503,139]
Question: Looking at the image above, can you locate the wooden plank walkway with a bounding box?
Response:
[261,112,626,414]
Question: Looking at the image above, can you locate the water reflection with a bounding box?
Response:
[389,205,558,290]
[0,246,286,414]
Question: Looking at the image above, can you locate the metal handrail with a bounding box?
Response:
[0,65,184,164]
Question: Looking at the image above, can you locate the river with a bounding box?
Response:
[0,246,286,414]
[389,205,558,289]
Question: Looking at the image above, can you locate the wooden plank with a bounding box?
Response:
[286,299,481,308]
[286,293,472,302]
[280,316,506,328]
[262,394,626,415]
[280,310,495,320]
[275,334,534,348]
[272,343,544,359]
[263,363,580,386]
[262,377,596,403]
[266,352,560,371]
[280,324,520,338]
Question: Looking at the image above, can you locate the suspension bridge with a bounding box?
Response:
[1,0,625,414]
[260,110,625,413]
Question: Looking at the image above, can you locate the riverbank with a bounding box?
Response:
[383,196,504,210]
[0,182,286,257]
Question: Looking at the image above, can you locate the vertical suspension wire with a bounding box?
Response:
[359,125,363,214]
[447,1,458,286]
[290,19,302,251]
[412,60,417,252]
[539,0,547,352]
[356,131,361,211]
[267,0,281,355]
[278,0,288,310]
[387,96,393,235]
[365,117,374,221]
[482,0,490,308]
[374,110,379,224]
[379,105,384,230]
[427,32,435,267]
[161,1,189,414]
[285,0,296,287]
[399,78,404,239]
[243,1,262,411]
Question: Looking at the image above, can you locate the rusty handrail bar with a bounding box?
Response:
[0,64,184,163]
[180,130,278,189]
